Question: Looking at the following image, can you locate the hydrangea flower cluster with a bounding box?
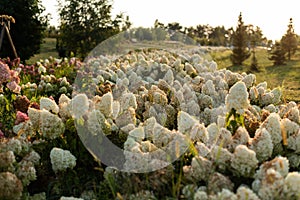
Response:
[0,137,41,199]
[4,46,300,199]
[50,147,76,173]
[0,60,21,93]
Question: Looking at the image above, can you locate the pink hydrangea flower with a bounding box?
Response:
[0,61,11,84]
[15,111,29,125]
[10,70,20,84]
[0,129,4,138]
[7,81,21,94]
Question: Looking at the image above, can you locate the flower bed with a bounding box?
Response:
[0,47,299,200]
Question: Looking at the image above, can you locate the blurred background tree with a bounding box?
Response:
[281,18,298,61]
[57,0,131,58]
[268,41,286,65]
[0,0,48,62]
[230,12,251,66]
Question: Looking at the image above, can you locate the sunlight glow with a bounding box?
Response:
[42,0,300,41]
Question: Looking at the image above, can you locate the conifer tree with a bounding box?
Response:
[230,12,251,65]
[269,41,286,66]
[281,18,298,60]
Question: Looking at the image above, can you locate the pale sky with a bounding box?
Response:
[42,0,300,41]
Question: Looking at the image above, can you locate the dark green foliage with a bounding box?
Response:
[269,41,286,66]
[0,0,48,61]
[281,18,298,60]
[57,0,131,58]
[230,12,251,65]
[250,50,259,71]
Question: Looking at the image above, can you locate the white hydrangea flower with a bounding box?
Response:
[87,110,111,136]
[152,123,174,148]
[202,80,217,96]
[225,81,249,114]
[270,88,282,105]
[281,118,299,136]
[177,111,198,134]
[16,160,37,186]
[182,184,197,199]
[40,97,59,114]
[59,101,71,122]
[209,61,217,72]
[191,156,213,181]
[119,92,137,112]
[215,189,237,200]
[59,94,71,105]
[257,168,284,200]
[38,64,46,74]
[285,106,300,124]
[152,90,168,105]
[224,70,242,87]
[184,62,197,76]
[28,107,41,130]
[190,123,209,143]
[242,74,256,88]
[249,128,273,162]
[40,109,65,139]
[194,142,210,158]
[163,68,174,85]
[70,94,89,119]
[0,151,15,168]
[236,186,260,200]
[287,154,300,168]
[24,150,41,165]
[129,126,145,143]
[230,127,250,151]
[111,100,120,119]
[231,145,258,177]
[193,190,208,200]
[283,172,300,199]
[94,92,113,118]
[209,106,227,125]
[255,156,289,180]
[261,113,282,145]
[210,146,233,172]
[50,147,76,173]
[140,141,158,153]
[264,104,277,113]
[5,138,22,155]
[208,172,234,195]
[206,123,220,146]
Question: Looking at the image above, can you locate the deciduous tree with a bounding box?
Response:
[0,0,48,61]
[57,0,131,58]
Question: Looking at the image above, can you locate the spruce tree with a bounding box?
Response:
[230,12,251,65]
[269,41,286,66]
[281,18,298,60]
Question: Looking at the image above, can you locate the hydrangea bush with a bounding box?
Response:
[0,43,299,200]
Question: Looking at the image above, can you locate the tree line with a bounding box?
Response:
[0,0,298,67]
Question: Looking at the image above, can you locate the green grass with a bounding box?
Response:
[209,47,300,103]
[26,37,58,64]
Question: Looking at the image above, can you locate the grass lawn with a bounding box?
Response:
[209,47,300,103]
[26,37,58,64]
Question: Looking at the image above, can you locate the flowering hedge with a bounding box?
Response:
[0,47,299,200]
